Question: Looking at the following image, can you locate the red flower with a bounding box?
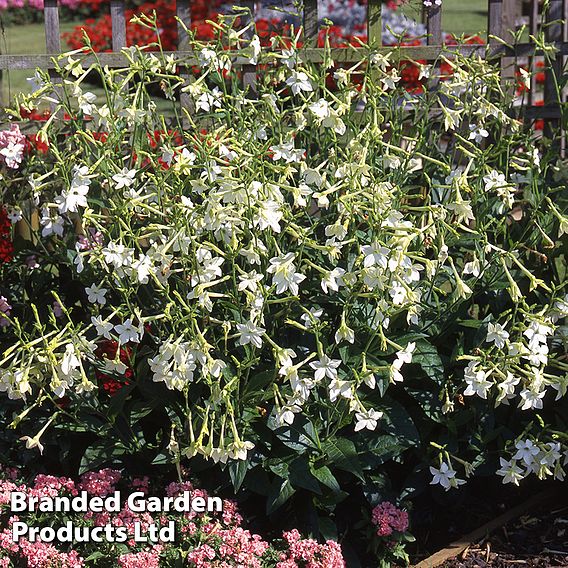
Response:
[94,339,134,395]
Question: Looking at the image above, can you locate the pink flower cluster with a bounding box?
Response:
[118,550,160,568]
[0,468,347,567]
[79,468,121,496]
[0,125,25,170]
[275,529,346,568]
[371,502,409,537]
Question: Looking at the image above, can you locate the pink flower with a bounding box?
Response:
[0,125,26,169]
[371,502,409,537]
[118,550,160,568]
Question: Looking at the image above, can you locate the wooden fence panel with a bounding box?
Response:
[0,1,566,143]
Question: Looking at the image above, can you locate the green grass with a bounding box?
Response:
[0,2,491,101]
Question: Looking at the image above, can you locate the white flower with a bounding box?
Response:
[396,342,416,365]
[300,307,323,329]
[362,243,389,269]
[321,267,345,294]
[486,322,509,349]
[468,124,489,144]
[496,458,524,485]
[236,320,265,348]
[275,404,301,426]
[463,361,492,399]
[335,320,355,344]
[112,168,137,190]
[269,141,305,163]
[483,170,507,192]
[267,253,306,296]
[512,439,540,466]
[196,87,222,112]
[85,284,107,305]
[102,242,132,269]
[310,355,341,382]
[254,200,283,233]
[40,208,64,237]
[78,91,97,115]
[238,271,263,293]
[430,462,465,491]
[495,372,520,405]
[242,33,259,64]
[285,70,313,95]
[328,379,354,402]
[0,142,25,169]
[114,319,140,344]
[519,388,546,410]
[354,409,383,432]
[463,258,481,277]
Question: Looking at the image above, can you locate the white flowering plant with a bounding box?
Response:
[0,12,567,554]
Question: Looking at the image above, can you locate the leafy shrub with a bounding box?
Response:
[0,10,567,563]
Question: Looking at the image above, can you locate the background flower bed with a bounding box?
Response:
[0,3,567,567]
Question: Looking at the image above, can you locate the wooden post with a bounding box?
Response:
[44,0,61,113]
[239,0,257,97]
[303,0,318,45]
[110,0,127,51]
[424,4,443,46]
[501,0,521,81]
[543,0,563,149]
[528,0,539,108]
[367,0,382,47]
[176,0,193,124]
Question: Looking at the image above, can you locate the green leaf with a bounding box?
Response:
[229,459,249,492]
[406,388,445,422]
[271,415,318,453]
[321,437,364,481]
[266,478,295,514]
[412,339,444,384]
[289,458,321,494]
[318,516,339,541]
[382,399,420,446]
[311,465,340,492]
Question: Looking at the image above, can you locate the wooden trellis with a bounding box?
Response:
[0,0,567,137]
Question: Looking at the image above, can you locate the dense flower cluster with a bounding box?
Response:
[371,502,409,537]
[0,467,346,567]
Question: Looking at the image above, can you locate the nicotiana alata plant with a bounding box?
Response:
[0,10,567,551]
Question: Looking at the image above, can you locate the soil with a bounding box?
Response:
[439,501,568,568]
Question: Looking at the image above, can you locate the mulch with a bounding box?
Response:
[440,503,568,568]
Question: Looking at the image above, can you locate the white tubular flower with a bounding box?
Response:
[85,284,107,305]
[354,409,383,432]
[267,253,306,295]
[114,319,140,344]
[285,70,313,95]
[310,355,341,382]
[496,458,525,485]
[429,462,465,491]
[236,320,266,348]
[486,322,509,349]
